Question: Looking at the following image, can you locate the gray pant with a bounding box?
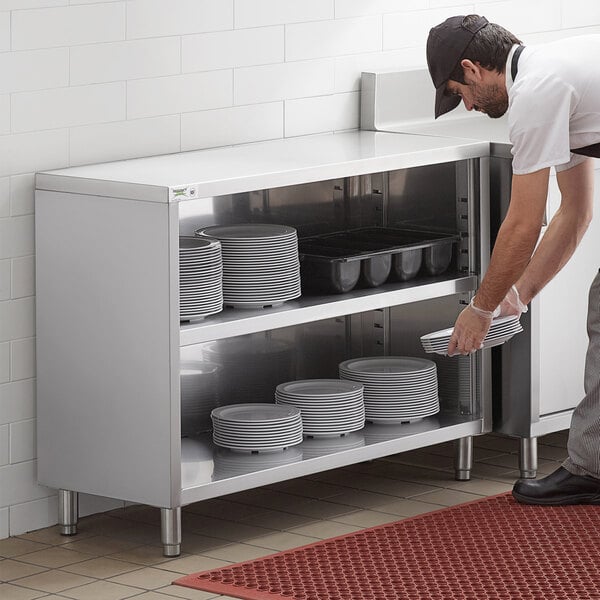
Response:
[563,269,600,478]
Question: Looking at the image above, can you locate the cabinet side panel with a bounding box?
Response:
[35,191,177,507]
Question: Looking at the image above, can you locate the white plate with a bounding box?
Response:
[197,223,296,239]
[339,357,436,375]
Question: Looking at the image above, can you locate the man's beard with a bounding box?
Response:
[471,82,508,119]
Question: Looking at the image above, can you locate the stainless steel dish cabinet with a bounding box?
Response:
[35,131,492,556]
[361,69,600,478]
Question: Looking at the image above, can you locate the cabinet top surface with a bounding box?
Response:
[36,130,489,202]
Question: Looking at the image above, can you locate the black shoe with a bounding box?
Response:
[512,466,600,505]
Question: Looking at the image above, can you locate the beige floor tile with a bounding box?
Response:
[61,556,142,578]
[265,479,345,499]
[275,499,357,519]
[0,583,48,600]
[184,499,262,521]
[153,555,230,575]
[108,567,183,590]
[536,444,568,461]
[445,478,514,496]
[13,569,95,593]
[243,531,320,552]
[16,547,95,569]
[331,509,401,528]
[0,559,48,581]
[470,462,519,481]
[62,536,141,556]
[200,543,274,563]
[239,509,317,531]
[324,488,399,509]
[60,579,142,600]
[182,514,273,543]
[287,520,362,540]
[118,593,169,600]
[0,539,50,559]
[78,515,139,537]
[473,435,519,453]
[158,584,222,599]
[17,527,95,547]
[374,498,443,517]
[107,546,178,567]
[412,488,484,507]
[178,534,230,556]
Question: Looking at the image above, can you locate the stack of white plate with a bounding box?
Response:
[420,315,523,355]
[434,355,472,415]
[275,379,365,438]
[339,357,440,424]
[195,224,301,309]
[180,361,220,436]
[203,336,295,405]
[213,447,303,479]
[179,237,223,321]
[211,403,303,453]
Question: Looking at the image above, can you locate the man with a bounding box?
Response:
[426,15,600,505]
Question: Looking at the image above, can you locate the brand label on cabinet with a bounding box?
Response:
[169,185,198,201]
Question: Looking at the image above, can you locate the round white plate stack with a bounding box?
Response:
[180,361,220,436]
[211,403,303,453]
[275,379,365,438]
[420,315,523,355]
[179,237,223,321]
[339,357,440,424]
[195,224,301,309]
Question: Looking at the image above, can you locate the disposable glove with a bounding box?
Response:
[447,297,499,356]
[499,285,528,317]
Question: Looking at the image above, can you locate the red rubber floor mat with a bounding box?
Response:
[174,492,600,599]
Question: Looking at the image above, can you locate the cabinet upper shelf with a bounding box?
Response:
[36,130,489,203]
[180,274,477,346]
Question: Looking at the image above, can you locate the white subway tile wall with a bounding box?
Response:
[0,0,597,538]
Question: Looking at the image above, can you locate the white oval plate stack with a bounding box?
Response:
[275,379,365,438]
[180,361,220,436]
[211,403,303,453]
[339,357,440,424]
[179,237,223,320]
[420,315,523,355]
[195,224,301,309]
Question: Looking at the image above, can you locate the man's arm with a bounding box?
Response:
[448,167,550,355]
[514,158,594,305]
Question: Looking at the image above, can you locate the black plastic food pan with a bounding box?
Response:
[298,227,459,294]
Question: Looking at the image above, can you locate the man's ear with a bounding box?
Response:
[460,59,482,81]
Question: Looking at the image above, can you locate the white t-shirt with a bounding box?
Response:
[507,36,600,175]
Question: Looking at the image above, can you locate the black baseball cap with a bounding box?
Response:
[426,15,489,118]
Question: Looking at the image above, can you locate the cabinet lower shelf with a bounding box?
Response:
[180,413,483,505]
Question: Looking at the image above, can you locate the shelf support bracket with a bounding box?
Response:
[161,507,181,557]
[58,490,79,536]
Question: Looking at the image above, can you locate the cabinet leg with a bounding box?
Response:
[454,436,473,481]
[58,490,79,536]
[519,437,537,478]
[161,507,181,557]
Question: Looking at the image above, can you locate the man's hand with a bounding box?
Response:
[447,303,494,356]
